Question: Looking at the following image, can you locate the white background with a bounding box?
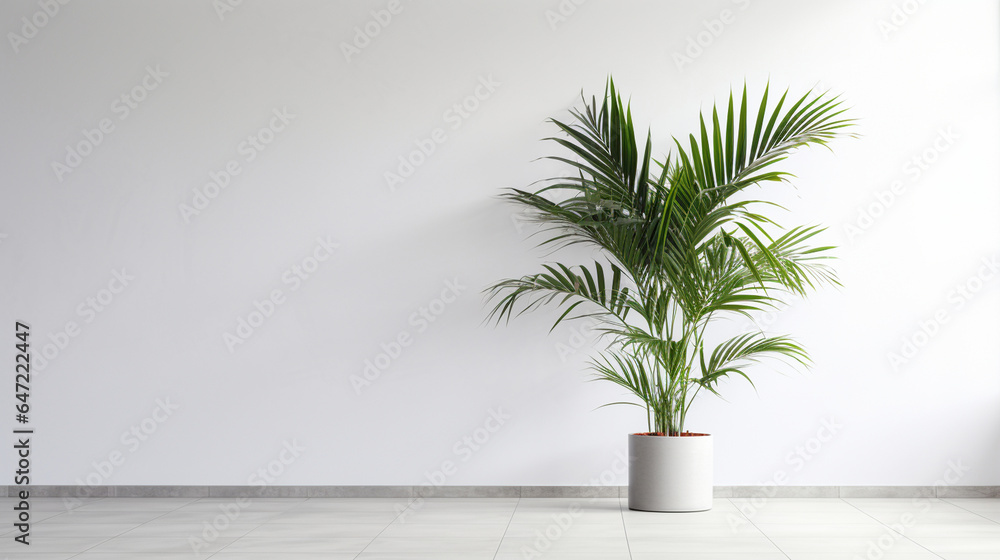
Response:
[1,0,998,487]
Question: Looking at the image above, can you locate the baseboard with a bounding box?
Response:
[9,485,1000,499]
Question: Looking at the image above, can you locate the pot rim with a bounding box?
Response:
[629,432,712,437]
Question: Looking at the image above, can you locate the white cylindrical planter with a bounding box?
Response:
[628,433,713,512]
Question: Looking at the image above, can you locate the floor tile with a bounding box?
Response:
[495,552,629,560]
[752,522,897,538]
[362,537,501,554]
[268,511,400,525]
[0,554,84,560]
[243,522,388,538]
[361,553,497,560]
[143,511,281,525]
[0,497,100,512]
[0,495,995,559]
[73,554,214,560]
[83,536,237,554]
[27,523,140,537]
[902,522,1000,538]
[219,537,372,553]
[0,535,109,553]
[40,511,169,524]
[912,537,1000,554]
[768,535,939,557]
[631,554,787,560]
[625,522,762,537]
[73,498,197,512]
[213,555,356,560]
[745,510,884,524]
[378,523,509,538]
[395,509,513,524]
[731,498,858,512]
[861,509,998,525]
[504,521,627,539]
[495,536,630,556]
[183,498,306,509]
[119,523,259,538]
[943,498,1000,511]
[289,499,410,512]
[628,536,783,554]
[10,510,72,523]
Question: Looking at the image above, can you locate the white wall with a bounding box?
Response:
[1,0,998,487]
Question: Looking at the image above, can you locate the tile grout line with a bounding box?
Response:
[726,497,792,560]
[55,496,121,560]
[62,498,191,559]
[619,497,633,560]
[65,497,259,559]
[196,495,274,560]
[490,494,520,560]
[939,497,1000,524]
[351,492,422,559]
[840,497,947,560]
[54,497,105,560]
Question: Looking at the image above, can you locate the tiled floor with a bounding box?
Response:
[2,496,999,559]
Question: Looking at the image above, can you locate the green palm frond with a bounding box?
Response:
[485,261,631,332]
[696,332,811,397]
[485,77,853,434]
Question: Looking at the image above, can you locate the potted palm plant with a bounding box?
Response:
[486,78,852,512]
